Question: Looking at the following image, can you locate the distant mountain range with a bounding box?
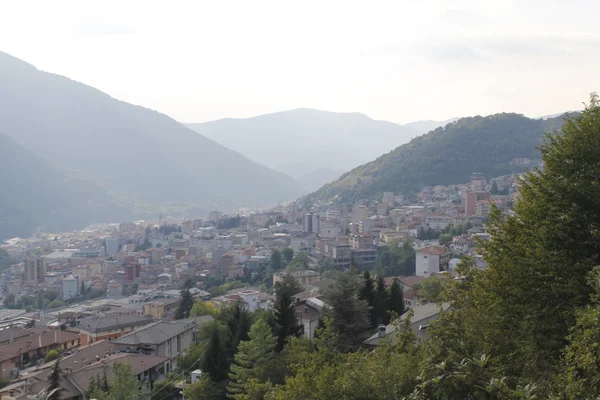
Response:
[302,112,571,205]
[186,111,455,192]
[0,132,132,240]
[0,52,302,223]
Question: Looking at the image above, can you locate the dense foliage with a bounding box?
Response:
[304,112,570,204]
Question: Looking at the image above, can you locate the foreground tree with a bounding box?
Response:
[175,288,194,319]
[47,359,61,400]
[387,278,405,316]
[272,278,303,352]
[89,363,149,400]
[228,319,280,399]
[324,271,370,351]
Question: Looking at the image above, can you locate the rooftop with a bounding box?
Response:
[416,246,449,255]
[79,314,153,333]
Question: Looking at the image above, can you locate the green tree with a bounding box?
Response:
[491,180,499,195]
[387,278,405,316]
[282,248,294,263]
[273,279,303,352]
[270,250,282,271]
[150,375,178,400]
[4,293,15,308]
[80,280,86,295]
[324,271,370,352]
[374,275,390,326]
[223,301,252,363]
[175,288,194,319]
[45,349,61,363]
[47,359,61,400]
[438,233,452,246]
[228,319,279,399]
[190,300,220,317]
[183,377,223,400]
[416,276,445,303]
[199,321,229,382]
[90,363,149,400]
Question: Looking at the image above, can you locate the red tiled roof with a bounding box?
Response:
[416,246,449,255]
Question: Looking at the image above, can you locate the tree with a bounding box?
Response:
[223,301,252,362]
[491,181,499,195]
[80,280,86,295]
[286,253,309,271]
[45,349,61,363]
[438,233,452,246]
[4,294,15,308]
[199,322,229,382]
[228,319,279,399]
[417,276,444,303]
[47,359,61,400]
[183,377,223,400]
[359,271,377,329]
[150,375,178,400]
[282,248,294,263]
[324,271,370,352]
[387,278,405,316]
[90,363,149,400]
[273,280,303,352]
[101,371,109,392]
[190,300,219,317]
[175,288,193,319]
[270,250,282,271]
[374,275,390,326]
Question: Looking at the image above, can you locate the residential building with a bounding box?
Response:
[0,328,79,378]
[349,233,373,249]
[290,232,316,253]
[364,302,451,346]
[273,270,321,291]
[324,243,353,269]
[112,316,214,373]
[78,315,154,345]
[415,246,451,276]
[24,257,45,283]
[119,222,136,233]
[352,248,379,269]
[476,200,492,217]
[303,212,319,233]
[62,275,78,301]
[295,297,327,340]
[143,299,180,319]
[465,191,490,216]
[425,215,453,230]
[208,210,223,222]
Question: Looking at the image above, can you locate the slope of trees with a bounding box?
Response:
[304,112,571,204]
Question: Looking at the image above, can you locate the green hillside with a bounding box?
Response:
[0,132,132,240]
[304,113,570,203]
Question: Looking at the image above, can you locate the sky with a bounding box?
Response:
[1,0,599,124]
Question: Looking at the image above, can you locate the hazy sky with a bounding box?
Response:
[2,0,599,124]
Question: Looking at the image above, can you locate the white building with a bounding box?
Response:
[237,290,260,312]
[62,275,78,301]
[415,246,451,277]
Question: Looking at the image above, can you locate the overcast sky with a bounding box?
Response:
[2,0,598,124]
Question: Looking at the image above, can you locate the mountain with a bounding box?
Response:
[303,113,571,204]
[402,117,460,134]
[186,109,450,190]
[0,52,301,212]
[0,132,132,240]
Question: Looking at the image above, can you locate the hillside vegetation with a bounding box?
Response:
[305,112,569,203]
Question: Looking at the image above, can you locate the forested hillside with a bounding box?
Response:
[304,112,570,204]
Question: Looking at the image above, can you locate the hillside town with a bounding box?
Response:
[0,168,524,398]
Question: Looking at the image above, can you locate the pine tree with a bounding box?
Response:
[200,321,229,382]
[273,282,303,352]
[47,359,61,400]
[359,271,377,328]
[175,288,193,319]
[325,271,370,352]
[270,249,282,271]
[224,301,252,363]
[375,275,390,326]
[227,319,278,399]
[387,278,405,316]
[101,371,109,392]
[80,280,86,295]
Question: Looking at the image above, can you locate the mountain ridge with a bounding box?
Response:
[0,51,302,213]
[301,112,571,205]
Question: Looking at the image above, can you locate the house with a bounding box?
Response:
[294,297,327,340]
[0,328,79,378]
[143,299,180,319]
[415,246,451,277]
[364,302,451,346]
[273,270,321,291]
[78,315,154,346]
[0,345,169,400]
[290,233,316,254]
[112,316,213,373]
